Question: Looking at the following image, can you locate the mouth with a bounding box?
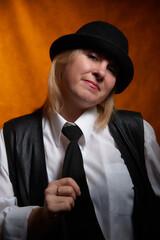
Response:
[82,80,100,91]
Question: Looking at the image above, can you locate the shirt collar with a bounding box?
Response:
[75,107,97,144]
[49,107,98,147]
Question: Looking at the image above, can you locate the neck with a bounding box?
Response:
[59,105,87,122]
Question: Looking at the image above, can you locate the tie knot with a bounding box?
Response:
[62,125,83,141]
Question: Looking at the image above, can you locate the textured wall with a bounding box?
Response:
[0,0,160,144]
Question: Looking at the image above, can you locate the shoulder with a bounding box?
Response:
[109,110,144,158]
[3,109,43,133]
[112,109,143,122]
[3,109,44,152]
[109,109,143,132]
[143,120,157,142]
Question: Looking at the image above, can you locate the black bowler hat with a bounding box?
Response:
[49,21,134,93]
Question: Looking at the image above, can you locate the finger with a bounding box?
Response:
[45,195,75,212]
[57,186,76,200]
[49,178,81,196]
[55,196,75,211]
[44,184,59,196]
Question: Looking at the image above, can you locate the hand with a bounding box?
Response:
[28,178,81,239]
[43,177,81,224]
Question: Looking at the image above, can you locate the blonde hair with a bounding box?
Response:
[43,49,115,128]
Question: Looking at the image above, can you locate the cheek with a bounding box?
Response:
[62,62,79,84]
[60,68,79,97]
[61,66,74,87]
[104,76,116,91]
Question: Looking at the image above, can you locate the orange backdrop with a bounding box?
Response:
[0,0,160,144]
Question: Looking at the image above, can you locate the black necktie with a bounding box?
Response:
[62,124,84,184]
[62,125,104,240]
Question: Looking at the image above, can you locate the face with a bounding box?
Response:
[59,50,118,111]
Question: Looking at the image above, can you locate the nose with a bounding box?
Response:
[92,61,107,81]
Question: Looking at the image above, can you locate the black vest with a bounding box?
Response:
[3,110,160,240]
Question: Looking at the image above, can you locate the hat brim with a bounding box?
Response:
[49,34,134,94]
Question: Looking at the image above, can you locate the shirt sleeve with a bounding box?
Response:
[0,129,38,240]
[144,120,160,196]
[0,201,35,240]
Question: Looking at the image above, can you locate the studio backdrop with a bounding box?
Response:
[0,0,160,144]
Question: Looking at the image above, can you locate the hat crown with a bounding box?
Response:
[76,21,128,55]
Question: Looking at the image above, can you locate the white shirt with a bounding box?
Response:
[0,107,160,240]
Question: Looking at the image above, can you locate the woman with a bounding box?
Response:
[0,21,159,240]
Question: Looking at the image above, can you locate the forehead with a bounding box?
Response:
[66,48,118,66]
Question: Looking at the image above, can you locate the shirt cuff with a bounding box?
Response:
[2,205,38,240]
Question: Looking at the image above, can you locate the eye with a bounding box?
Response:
[107,64,119,77]
[87,52,98,61]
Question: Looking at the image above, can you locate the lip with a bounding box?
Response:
[82,79,100,91]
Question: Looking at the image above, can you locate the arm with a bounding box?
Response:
[0,203,37,240]
[144,120,160,196]
[0,129,37,240]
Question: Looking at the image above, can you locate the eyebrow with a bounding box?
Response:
[86,49,117,64]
